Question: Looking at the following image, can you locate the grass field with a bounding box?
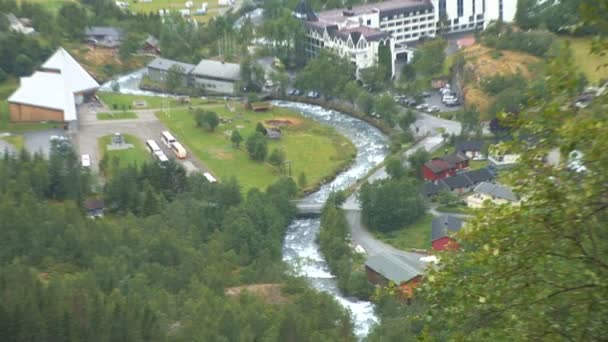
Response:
[560,36,608,83]
[128,0,221,23]
[1,134,25,151]
[372,213,434,250]
[97,112,138,120]
[98,92,209,110]
[156,103,356,191]
[16,0,68,13]
[98,134,149,177]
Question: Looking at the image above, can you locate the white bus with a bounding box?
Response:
[203,172,217,183]
[146,139,162,154]
[160,131,176,148]
[154,150,169,162]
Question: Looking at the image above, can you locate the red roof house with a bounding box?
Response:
[422,152,469,181]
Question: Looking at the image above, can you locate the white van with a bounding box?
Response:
[160,131,176,148]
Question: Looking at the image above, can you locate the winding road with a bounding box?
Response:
[342,110,464,257]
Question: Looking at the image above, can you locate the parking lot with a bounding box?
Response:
[24,129,69,158]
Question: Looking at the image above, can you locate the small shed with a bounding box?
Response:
[84,199,105,218]
[249,102,272,112]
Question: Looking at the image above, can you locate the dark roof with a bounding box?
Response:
[337,26,390,42]
[455,139,484,152]
[294,0,317,21]
[443,152,469,165]
[147,57,195,73]
[365,252,427,284]
[431,215,463,241]
[85,26,123,38]
[84,199,104,210]
[144,35,159,48]
[464,168,494,184]
[441,174,473,190]
[421,181,448,196]
[424,152,468,174]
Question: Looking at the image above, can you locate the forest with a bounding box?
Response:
[0,141,356,341]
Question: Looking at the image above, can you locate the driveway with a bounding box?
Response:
[24,129,68,157]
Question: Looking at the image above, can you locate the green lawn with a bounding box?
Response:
[372,213,435,250]
[128,0,220,23]
[435,205,471,215]
[561,36,608,83]
[1,134,24,151]
[156,103,356,192]
[16,0,68,13]
[98,92,209,111]
[97,112,138,120]
[98,134,149,178]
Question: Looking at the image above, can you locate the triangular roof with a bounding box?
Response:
[431,215,463,241]
[41,47,99,94]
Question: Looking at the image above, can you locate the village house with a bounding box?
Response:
[84,199,105,218]
[466,182,519,208]
[421,167,494,196]
[431,215,463,251]
[455,139,485,159]
[141,35,161,54]
[146,57,196,87]
[422,152,469,181]
[8,48,99,124]
[365,252,430,299]
[85,26,124,48]
[190,59,241,95]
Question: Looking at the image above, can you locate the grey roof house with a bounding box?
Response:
[365,252,428,286]
[431,215,463,242]
[85,26,124,48]
[467,182,519,208]
[191,59,241,95]
[146,57,196,87]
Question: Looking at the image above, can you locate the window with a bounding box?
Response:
[438,0,446,18]
[457,0,464,17]
[367,19,371,25]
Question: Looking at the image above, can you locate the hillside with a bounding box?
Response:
[461,44,540,116]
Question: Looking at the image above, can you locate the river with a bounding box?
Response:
[274,101,388,338]
[102,71,389,338]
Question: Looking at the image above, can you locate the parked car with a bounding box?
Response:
[406,99,418,106]
[429,105,440,113]
[81,154,91,168]
[416,103,429,111]
[421,91,431,97]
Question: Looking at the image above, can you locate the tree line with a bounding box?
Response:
[0,144,358,341]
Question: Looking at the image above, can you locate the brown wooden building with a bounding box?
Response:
[8,47,99,123]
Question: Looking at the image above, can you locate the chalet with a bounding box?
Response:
[365,252,429,299]
[455,139,485,159]
[85,26,123,48]
[441,174,473,194]
[141,35,160,54]
[467,182,519,208]
[431,215,463,251]
[191,59,241,95]
[147,57,195,87]
[422,152,469,181]
[8,48,99,123]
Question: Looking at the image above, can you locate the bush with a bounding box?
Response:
[0,67,7,82]
[482,30,556,57]
[481,73,527,95]
[246,132,267,162]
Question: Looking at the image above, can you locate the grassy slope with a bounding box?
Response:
[98,133,149,177]
[129,0,220,23]
[462,44,540,117]
[1,134,25,151]
[372,213,435,250]
[560,36,608,84]
[156,104,356,192]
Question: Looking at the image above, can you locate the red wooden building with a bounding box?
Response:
[431,215,463,251]
[422,152,469,181]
